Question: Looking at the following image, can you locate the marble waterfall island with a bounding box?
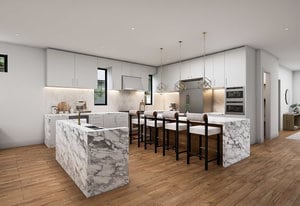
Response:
[56,120,129,198]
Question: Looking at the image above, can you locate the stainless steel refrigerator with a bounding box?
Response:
[179,79,213,113]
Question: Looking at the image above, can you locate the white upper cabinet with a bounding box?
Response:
[224,48,246,87]
[212,52,225,88]
[190,58,204,79]
[47,49,98,89]
[162,64,180,92]
[203,56,213,82]
[75,54,97,89]
[180,61,191,80]
[46,49,75,88]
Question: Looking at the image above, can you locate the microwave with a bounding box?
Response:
[225,87,244,102]
[225,87,245,115]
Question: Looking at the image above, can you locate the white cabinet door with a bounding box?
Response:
[190,58,204,79]
[203,56,213,83]
[225,48,246,87]
[162,64,180,92]
[75,54,98,89]
[213,52,225,88]
[46,49,75,87]
[180,62,191,80]
[111,61,122,90]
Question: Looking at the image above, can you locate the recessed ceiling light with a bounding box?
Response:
[284,27,289,31]
[131,27,135,31]
[15,33,20,36]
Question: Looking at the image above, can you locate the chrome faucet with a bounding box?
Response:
[78,110,91,125]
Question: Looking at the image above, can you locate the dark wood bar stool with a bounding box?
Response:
[144,111,163,153]
[186,113,222,170]
[162,111,187,161]
[129,110,144,147]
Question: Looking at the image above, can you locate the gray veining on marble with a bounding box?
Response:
[45,112,128,148]
[56,120,129,197]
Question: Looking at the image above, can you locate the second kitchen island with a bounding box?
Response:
[56,119,129,198]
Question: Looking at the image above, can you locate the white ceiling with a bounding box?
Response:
[0,0,299,69]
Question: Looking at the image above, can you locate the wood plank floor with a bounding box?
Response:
[0,131,299,206]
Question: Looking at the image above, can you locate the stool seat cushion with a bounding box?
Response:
[189,125,221,136]
[165,122,187,131]
[147,120,163,127]
[132,118,144,125]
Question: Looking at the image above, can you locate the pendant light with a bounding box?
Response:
[202,32,212,88]
[175,40,186,91]
[156,48,166,93]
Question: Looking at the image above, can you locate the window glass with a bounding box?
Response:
[94,68,107,105]
[145,75,152,105]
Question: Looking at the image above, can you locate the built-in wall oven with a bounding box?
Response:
[225,87,245,115]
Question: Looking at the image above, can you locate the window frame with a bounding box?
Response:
[94,68,107,106]
[145,74,153,105]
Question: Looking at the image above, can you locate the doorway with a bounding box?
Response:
[263,72,271,139]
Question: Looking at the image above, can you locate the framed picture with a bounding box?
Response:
[0,54,8,72]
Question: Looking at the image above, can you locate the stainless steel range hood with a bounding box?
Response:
[122,75,144,91]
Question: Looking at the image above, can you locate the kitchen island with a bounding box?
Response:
[56,119,129,197]
[180,114,250,167]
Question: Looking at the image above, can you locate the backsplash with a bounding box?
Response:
[44,87,179,113]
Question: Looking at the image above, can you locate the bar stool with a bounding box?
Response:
[162,111,187,160]
[144,111,163,153]
[129,110,144,147]
[186,113,221,170]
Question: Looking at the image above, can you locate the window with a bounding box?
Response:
[145,75,153,105]
[0,54,8,73]
[94,68,107,105]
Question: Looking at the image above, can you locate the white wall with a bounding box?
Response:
[256,50,279,142]
[278,66,293,130]
[293,71,300,104]
[0,42,46,149]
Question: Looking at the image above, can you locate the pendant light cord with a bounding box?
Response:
[203,32,206,82]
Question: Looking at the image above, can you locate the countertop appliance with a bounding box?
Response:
[225,87,245,115]
[179,78,212,113]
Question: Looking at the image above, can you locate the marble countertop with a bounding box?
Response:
[45,112,126,117]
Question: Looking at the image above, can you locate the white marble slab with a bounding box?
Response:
[56,120,129,197]
[181,115,250,167]
[44,112,128,148]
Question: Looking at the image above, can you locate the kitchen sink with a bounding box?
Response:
[85,125,103,130]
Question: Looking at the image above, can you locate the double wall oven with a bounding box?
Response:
[225,87,245,115]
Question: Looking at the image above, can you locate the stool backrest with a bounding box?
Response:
[144,110,157,118]
[162,111,179,120]
[186,112,208,123]
[129,110,138,116]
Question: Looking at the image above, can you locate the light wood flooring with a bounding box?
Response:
[0,131,300,206]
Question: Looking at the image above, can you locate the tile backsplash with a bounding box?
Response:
[44,87,179,114]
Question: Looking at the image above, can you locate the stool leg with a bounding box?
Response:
[199,135,202,160]
[175,131,179,161]
[163,121,166,156]
[137,124,140,147]
[217,134,221,165]
[155,127,158,153]
[187,130,191,164]
[205,134,208,170]
[167,130,170,150]
[144,126,147,150]
[149,128,152,145]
